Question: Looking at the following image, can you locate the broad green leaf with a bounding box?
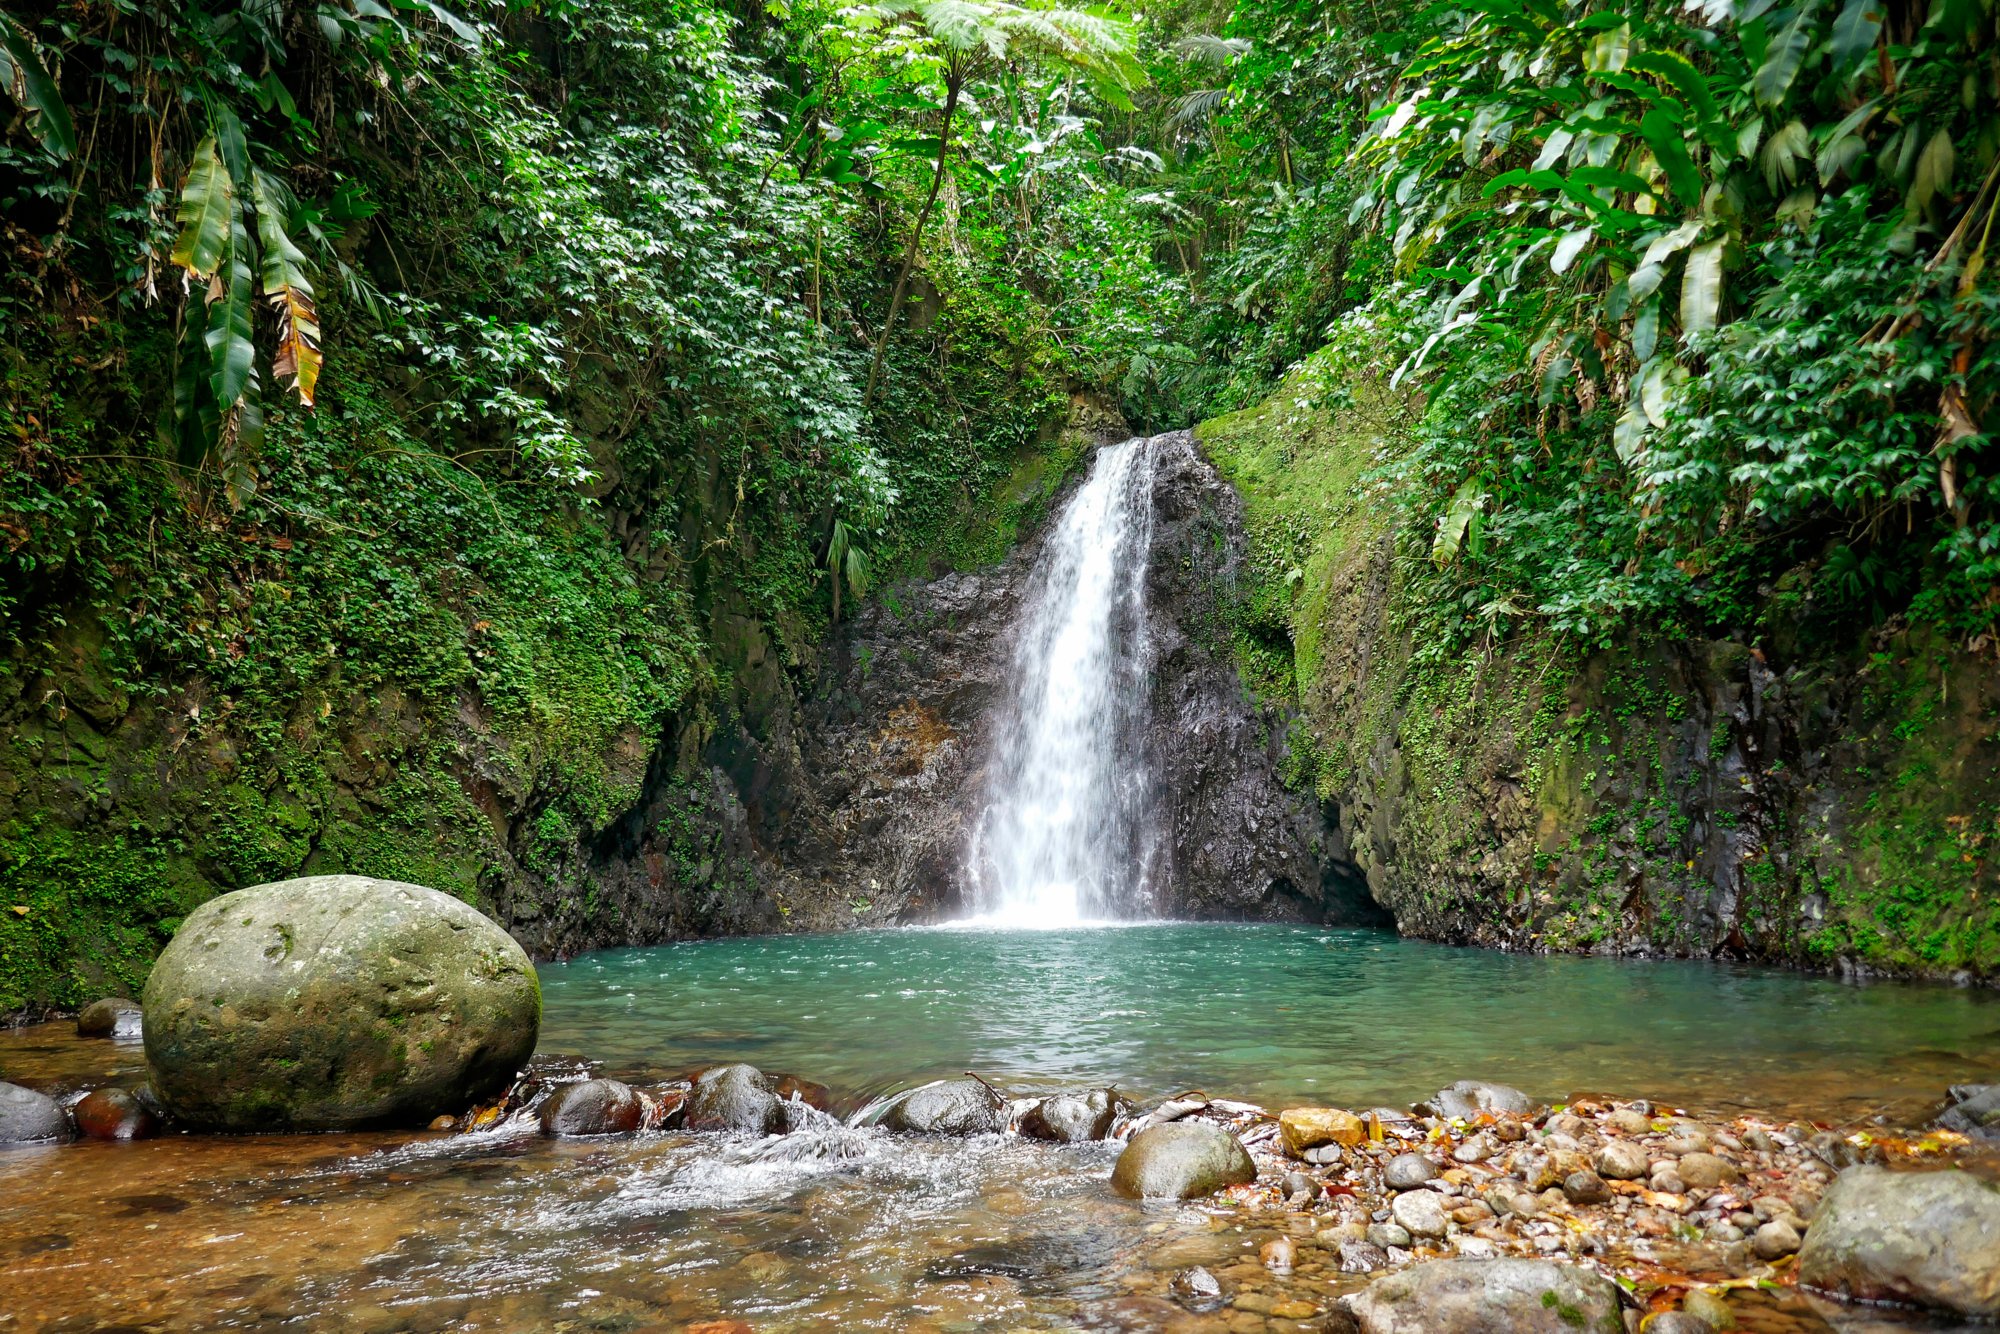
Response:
[1432,480,1487,565]
[1753,8,1818,108]
[1532,128,1575,171]
[1642,220,1703,266]
[1632,293,1661,361]
[1572,165,1654,196]
[206,95,252,186]
[1628,50,1718,123]
[0,15,76,158]
[1828,0,1882,71]
[170,137,234,279]
[205,209,257,415]
[1759,119,1809,193]
[1909,127,1955,211]
[1584,23,1632,74]
[1680,237,1725,334]
[1640,108,1702,209]
[1551,227,1593,273]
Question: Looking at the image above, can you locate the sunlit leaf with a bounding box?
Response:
[170,137,234,280]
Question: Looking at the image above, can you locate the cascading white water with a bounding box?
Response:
[963,437,1159,925]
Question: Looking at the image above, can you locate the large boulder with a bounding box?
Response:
[1110,1122,1255,1199]
[1796,1165,2000,1316]
[684,1063,783,1133]
[1342,1258,1625,1333]
[0,1081,71,1144]
[142,876,540,1132]
[880,1079,1005,1136]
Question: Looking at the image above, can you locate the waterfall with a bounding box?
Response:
[963,437,1160,925]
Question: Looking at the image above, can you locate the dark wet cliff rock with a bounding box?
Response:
[698,431,1366,925]
[1198,365,2000,983]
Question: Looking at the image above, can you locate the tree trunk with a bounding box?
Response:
[864,72,962,406]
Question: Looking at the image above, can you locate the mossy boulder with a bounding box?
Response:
[142,875,540,1131]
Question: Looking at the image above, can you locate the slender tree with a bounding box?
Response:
[860,0,1144,405]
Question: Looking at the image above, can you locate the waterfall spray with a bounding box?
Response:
[963,437,1159,924]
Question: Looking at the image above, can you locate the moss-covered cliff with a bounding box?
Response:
[1198,347,2000,983]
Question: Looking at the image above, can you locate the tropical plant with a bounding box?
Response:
[853,0,1147,403]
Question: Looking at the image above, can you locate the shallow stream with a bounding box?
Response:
[2,924,1995,1332]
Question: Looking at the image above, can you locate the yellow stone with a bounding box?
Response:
[1278,1106,1365,1155]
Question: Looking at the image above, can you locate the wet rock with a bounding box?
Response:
[1279,1106,1364,1155]
[1679,1289,1733,1328]
[1110,1122,1256,1199]
[1260,1236,1297,1270]
[1368,1223,1412,1249]
[1390,1189,1449,1238]
[879,1078,1004,1135]
[771,1074,833,1112]
[1283,1169,1321,1201]
[1341,1240,1391,1273]
[1936,1083,2000,1140]
[1675,1152,1740,1188]
[1385,1152,1441,1190]
[0,1081,70,1144]
[1563,1170,1611,1205]
[1342,1257,1624,1332]
[1640,1314,1714,1333]
[72,1088,158,1141]
[1797,1165,2000,1316]
[538,1080,643,1137]
[1020,1089,1119,1143]
[1594,1141,1649,1180]
[141,875,539,1132]
[1170,1264,1224,1312]
[1751,1219,1801,1260]
[75,998,143,1040]
[1421,1081,1533,1120]
[685,1064,782,1133]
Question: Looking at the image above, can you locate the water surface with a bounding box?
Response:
[541,924,2000,1122]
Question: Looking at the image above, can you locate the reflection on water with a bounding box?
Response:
[2,923,1995,1332]
[540,924,2000,1122]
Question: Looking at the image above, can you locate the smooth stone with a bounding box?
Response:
[1020,1089,1119,1143]
[1278,1106,1364,1155]
[1676,1152,1740,1187]
[1797,1165,2000,1316]
[1421,1081,1533,1120]
[1367,1223,1412,1249]
[1604,1109,1651,1135]
[685,1064,782,1133]
[0,1081,71,1144]
[1282,1170,1321,1200]
[1391,1189,1449,1238]
[1385,1152,1441,1190]
[76,998,143,1040]
[1680,1289,1734,1328]
[1641,1314,1715,1333]
[1111,1122,1255,1200]
[538,1079,643,1137]
[880,1078,1004,1136]
[1260,1236,1297,1270]
[1341,1240,1391,1273]
[1563,1170,1611,1205]
[1594,1141,1649,1180]
[141,875,539,1131]
[1936,1084,2000,1140]
[73,1088,158,1141]
[1342,1257,1624,1332]
[1752,1219,1801,1260]
[1170,1265,1224,1312]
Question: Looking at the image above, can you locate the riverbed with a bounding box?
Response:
[1,924,1994,1332]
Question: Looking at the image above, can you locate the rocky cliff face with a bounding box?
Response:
[669,431,1371,927]
[1198,362,2000,984]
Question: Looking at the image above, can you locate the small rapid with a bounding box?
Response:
[964,437,1161,924]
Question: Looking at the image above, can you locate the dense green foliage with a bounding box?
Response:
[1,0,1993,1004]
